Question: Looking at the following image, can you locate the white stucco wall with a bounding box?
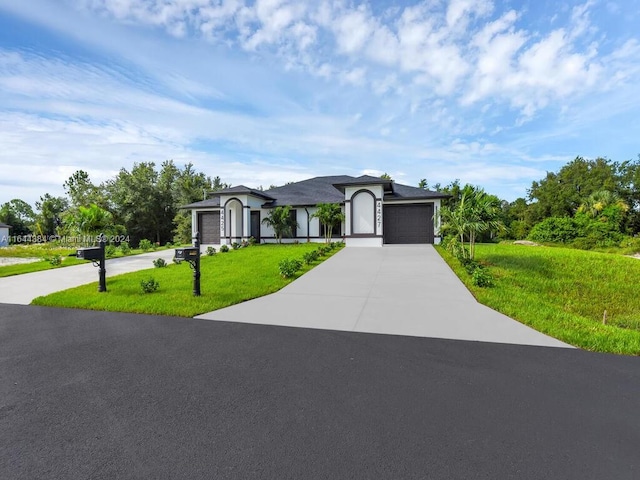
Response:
[346,237,383,247]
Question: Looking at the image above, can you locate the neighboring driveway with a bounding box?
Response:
[1,305,638,480]
[0,249,176,305]
[198,246,571,348]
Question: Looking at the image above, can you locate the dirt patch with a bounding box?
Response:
[513,240,541,247]
[0,257,41,266]
[626,253,640,260]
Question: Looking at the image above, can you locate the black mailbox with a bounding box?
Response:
[76,247,102,261]
[174,247,199,261]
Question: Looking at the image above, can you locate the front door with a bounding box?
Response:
[250,211,261,242]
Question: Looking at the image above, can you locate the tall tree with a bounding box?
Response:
[32,194,68,237]
[418,178,429,189]
[0,199,34,237]
[527,156,618,221]
[63,170,105,208]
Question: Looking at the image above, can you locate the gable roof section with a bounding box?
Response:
[212,185,275,200]
[385,183,449,201]
[262,175,354,207]
[181,198,220,209]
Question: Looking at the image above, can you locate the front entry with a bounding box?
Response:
[250,211,261,242]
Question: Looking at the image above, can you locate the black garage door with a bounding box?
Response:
[197,212,220,244]
[383,204,434,244]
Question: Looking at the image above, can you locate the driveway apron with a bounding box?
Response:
[198,246,572,348]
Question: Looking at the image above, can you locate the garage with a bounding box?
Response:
[197,212,220,244]
[383,204,434,244]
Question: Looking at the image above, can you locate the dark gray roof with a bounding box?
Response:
[181,175,448,209]
[181,198,220,209]
[332,175,392,188]
[261,175,354,207]
[0,222,11,228]
[384,183,450,200]
[212,185,275,200]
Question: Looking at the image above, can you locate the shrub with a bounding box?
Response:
[48,254,62,266]
[472,266,494,288]
[317,246,328,256]
[205,246,216,256]
[460,257,480,275]
[105,244,117,258]
[165,241,173,248]
[139,239,153,252]
[279,258,302,278]
[248,236,257,246]
[140,277,160,293]
[119,241,131,255]
[220,244,229,252]
[153,258,167,268]
[302,250,319,265]
[232,242,240,250]
[172,257,182,265]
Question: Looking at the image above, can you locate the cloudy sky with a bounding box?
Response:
[1,0,639,206]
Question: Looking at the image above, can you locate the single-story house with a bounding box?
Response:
[182,175,448,247]
[0,222,11,247]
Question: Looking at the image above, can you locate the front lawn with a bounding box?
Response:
[437,243,640,355]
[32,243,342,317]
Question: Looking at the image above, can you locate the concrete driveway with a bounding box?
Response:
[0,249,176,305]
[198,246,571,348]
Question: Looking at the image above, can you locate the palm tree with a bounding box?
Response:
[440,188,504,260]
[312,203,345,243]
[577,190,629,218]
[261,206,298,243]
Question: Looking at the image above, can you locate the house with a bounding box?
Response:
[182,175,448,247]
[0,223,10,247]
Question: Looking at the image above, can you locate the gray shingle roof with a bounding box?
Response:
[181,175,448,209]
[0,223,11,228]
[262,175,354,207]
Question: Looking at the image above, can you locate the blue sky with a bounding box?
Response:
[1,0,639,206]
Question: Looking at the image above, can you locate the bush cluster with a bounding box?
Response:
[205,246,216,256]
[527,214,624,248]
[119,241,131,255]
[153,258,167,268]
[220,244,229,253]
[105,244,117,258]
[140,277,159,293]
[138,239,153,252]
[458,256,494,288]
[279,258,302,278]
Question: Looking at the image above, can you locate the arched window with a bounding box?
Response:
[352,190,375,235]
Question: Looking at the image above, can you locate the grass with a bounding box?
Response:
[437,243,640,355]
[0,243,176,278]
[0,258,86,278]
[32,243,343,317]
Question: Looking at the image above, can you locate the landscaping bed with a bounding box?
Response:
[437,243,640,355]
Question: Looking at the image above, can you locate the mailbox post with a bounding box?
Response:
[76,233,107,292]
[174,231,201,296]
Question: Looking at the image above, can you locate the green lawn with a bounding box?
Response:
[437,243,640,355]
[0,258,86,278]
[32,243,342,317]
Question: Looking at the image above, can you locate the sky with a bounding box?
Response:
[1,0,639,207]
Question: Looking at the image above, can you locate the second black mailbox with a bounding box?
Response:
[174,247,199,261]
[76,247,102,261]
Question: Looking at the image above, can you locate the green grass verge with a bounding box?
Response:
[0,244,176,277]
[32,243,343,317]
[436,243,640,355]
[0,258,86,278]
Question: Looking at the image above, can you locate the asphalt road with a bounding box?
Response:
[1,304,638,480]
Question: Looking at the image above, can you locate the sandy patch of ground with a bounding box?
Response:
[0,257,41,266]
[513,240,541,246]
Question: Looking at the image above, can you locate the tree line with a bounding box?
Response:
[433,155,640,250]
[0,161,228,247]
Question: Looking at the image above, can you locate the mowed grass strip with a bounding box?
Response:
[0,258,86,278]
[32,244,341,317]
[437,243,640,355]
